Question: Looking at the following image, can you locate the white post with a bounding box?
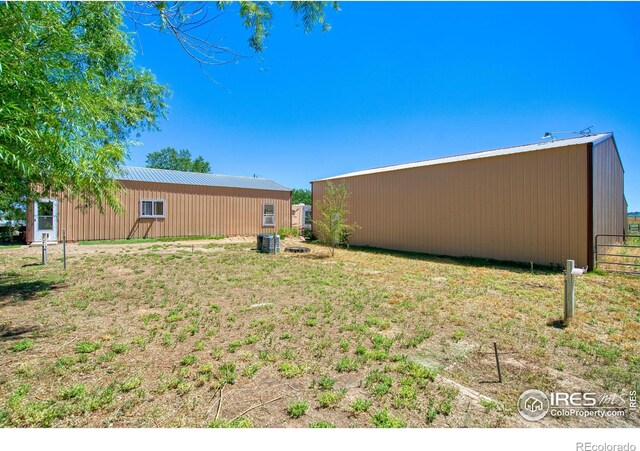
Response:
[42,233,48,265]
[63,229,67,270]
[564,259,575,325]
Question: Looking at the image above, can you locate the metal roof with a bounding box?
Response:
[115,166,290,192]
[313,133,613,182]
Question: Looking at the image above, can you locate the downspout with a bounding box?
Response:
[586,142,594,270]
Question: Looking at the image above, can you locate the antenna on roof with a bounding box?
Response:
[578,125,594,136]
[541,125,595,142]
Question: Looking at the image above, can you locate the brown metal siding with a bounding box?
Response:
[592,136,625,256]
[56,181,291,242]
[312,144,590,267]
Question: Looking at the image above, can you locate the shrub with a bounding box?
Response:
[278,227,299,238]
[111,343,130,354]
[351,398,372,414]
[120,377,143,392]
[426,405,438,424]
[302,228,316,241]
[438,400,453,416]
[314,181,358,256]
[9,339,33,352]
[404,330,433,348]
[278,362,303,378]
[76,341,101,354]
[335,357,358,373]
[318,389,345,408]
[242,363,260,378]
[209,416,253,428]
[310,420,335,428]
[452,329,465,342]
[371,334,393,351]
[392,382,417,409]
[287,400,309,418]
[180,355,197,366]
[60,384,87,400]
[317,375,336,390]
[218,363,236,384]
[371,409,406,428]
[365,369,393,396]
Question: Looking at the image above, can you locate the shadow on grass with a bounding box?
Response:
[345,245,560,275]
[0,277,63,309]
[0,324,39,342]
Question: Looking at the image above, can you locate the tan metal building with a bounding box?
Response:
[291,203,312,231]
[311,133,625,269]
[26,166,291,243]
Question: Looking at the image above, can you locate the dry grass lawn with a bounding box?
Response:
[0,238,638,428]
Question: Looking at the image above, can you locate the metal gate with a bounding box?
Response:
[595,234,640,275]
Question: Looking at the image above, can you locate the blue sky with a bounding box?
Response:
[127,2,640,210]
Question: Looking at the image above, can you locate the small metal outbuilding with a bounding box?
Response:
[26,166,291,243]
[311,133,626,269]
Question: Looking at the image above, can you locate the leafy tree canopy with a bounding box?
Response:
[0,1,337,211]
[0,2,168,211]
[292,188,312,205]
[125,2,341,64]
[146,147,212,173]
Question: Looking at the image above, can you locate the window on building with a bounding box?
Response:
[262,203,275,226]
[140,199,165,218]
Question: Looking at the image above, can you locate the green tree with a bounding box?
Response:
[125,2,341,64]
[0,2,337,211]
[0,2,168,211]
[0,199,26,244]
[314,181,358,257]
[146,148,211,173]
[292,189,312,205]
[191,156,211,174]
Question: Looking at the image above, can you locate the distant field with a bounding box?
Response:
[1,241,638,428]
[628,216,640,235]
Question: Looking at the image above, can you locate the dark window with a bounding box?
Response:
[262,204,275,226]
[140,200,165,218]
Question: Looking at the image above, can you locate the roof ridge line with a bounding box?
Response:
[313,133,612,182]
[120,165,276,182]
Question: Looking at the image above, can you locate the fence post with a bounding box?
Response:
[564,259,575,326]
[493,342,502,383]
[63,229,67,270]
[41,233,48,265]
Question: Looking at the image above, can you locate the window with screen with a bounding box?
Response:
[140,199,165,218]
[262,204,275,226]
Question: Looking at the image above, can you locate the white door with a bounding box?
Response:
[34,199,58,243]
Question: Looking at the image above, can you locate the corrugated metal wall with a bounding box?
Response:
[291,205,303,228]
[312,144,590,268]
[51,181,290,242]
[592,137,625,246]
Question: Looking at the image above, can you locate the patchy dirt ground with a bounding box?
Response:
[0,239,638,428]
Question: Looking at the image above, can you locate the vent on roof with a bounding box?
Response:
[542,125,595,142]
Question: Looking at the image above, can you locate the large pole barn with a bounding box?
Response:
[311,133,625,269]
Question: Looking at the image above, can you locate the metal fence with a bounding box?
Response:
[595,234,640,275]
[630,223,640,233]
